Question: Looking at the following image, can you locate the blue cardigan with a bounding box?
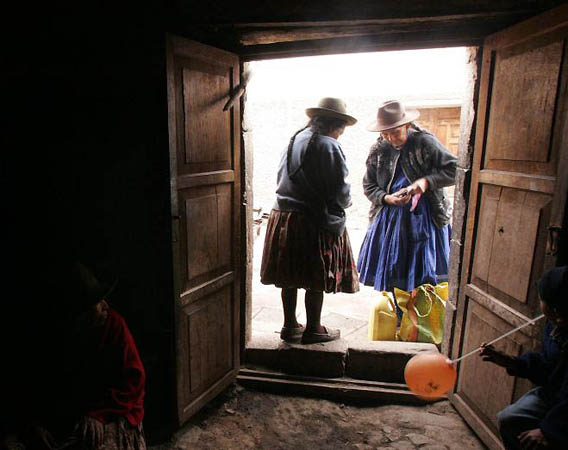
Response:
[273,128,351,235]
[508,322,568,445]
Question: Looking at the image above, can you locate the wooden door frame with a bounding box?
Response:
[239,46,482,354]
[236,44,483,407]
[236,28,486,361]
[239,59,253,358]
[439,46,483,357]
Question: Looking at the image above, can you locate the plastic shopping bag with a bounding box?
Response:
[395,283,447,345]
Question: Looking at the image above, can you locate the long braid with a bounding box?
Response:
[286,126,308,181]
[287,125,319,182]
[287,115,346,182]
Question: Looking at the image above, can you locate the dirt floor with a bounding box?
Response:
[149,384,486,450]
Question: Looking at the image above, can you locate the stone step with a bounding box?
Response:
[346,338,439,383]
[245,333,439,383]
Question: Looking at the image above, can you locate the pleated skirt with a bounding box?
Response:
[260,210,359,294]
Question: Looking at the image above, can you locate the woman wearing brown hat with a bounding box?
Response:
[260,97,359,344]
[357,100,457,317]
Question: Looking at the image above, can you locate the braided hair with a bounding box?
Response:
[286,116,347,182]
[286,125,310,182]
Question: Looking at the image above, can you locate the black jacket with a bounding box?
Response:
[508,322,568,446]
[362,130,457,228]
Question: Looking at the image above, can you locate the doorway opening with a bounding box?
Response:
[243,47,467,349]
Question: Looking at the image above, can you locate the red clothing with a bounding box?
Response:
[77,308,145,426]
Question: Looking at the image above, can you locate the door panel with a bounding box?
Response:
[458,301,531,429]
[181,63,232,169]
[471,185,551,310]
[184,286,233,396]
[449,5,568,449]
[485,38,563,166]
[167,35,241,425]
[181,184,233,285]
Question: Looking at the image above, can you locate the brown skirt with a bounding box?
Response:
[260,210,359,293]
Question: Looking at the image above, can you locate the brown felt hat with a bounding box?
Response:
[367,100,420,132]
[306,97,357,126]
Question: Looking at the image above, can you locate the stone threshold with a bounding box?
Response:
[244,333,439,383]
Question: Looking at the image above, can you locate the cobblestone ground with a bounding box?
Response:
[149,384,486,450]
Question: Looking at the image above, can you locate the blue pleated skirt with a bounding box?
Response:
[357,161,450,294]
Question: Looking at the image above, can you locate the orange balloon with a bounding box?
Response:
[404,352,457,399]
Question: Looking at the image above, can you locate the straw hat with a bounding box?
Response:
[367,100,420,132]
[306,97,357,126]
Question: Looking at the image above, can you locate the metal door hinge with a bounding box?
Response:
[546,225,562,256]
[172,215,180,243]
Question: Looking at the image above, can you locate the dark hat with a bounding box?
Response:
[367,100,420,132]
[75,261,116,300]
[56,261,117,314]
[537,266,568,314]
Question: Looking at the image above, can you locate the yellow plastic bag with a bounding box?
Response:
[368,291,397,341]
[395,283,447,345]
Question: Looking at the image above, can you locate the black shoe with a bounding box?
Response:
[301,326,340,344]
[280,325,305,343]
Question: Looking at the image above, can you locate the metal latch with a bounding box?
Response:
[546,225,562,256]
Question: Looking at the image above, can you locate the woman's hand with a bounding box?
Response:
[407,177,428,195]
[518,428,549,449]
[479,343,518,370]
[76,416,104,447]
[384,188,411,206]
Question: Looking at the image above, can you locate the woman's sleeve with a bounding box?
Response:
[363,149,386,206]
[321,143,351,210]
[87,314,146,425]
[421,135,457,190]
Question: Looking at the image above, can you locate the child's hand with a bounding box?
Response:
[518,428,549,449]
[479,343,518,369]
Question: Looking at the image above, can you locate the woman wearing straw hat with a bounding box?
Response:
[357,100,456,317]
[260,97,359,344]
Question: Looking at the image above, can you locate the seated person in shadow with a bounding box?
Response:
[6,261,146,450]
[480,266,568,450]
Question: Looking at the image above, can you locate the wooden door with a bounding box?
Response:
[449,5,568,449]
[166,35,242,424]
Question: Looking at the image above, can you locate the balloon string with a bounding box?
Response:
[451,314,545,364]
